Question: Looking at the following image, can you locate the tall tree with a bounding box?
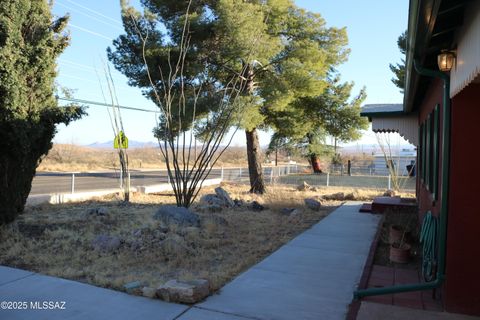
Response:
[268,74,367,172]
[389,30,407,92]
[0,1,84,224]
[108,0,348,194]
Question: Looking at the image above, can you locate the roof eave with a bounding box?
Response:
[404,0,443,112]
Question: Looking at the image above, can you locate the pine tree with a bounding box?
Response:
[268,74,368,172]
[0,1,84,224]
[108,0,348,194]
[389,31,407,92]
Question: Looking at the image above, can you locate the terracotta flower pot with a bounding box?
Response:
[389,243,411,264]
[389,225,411,244]
[389,225,404,244]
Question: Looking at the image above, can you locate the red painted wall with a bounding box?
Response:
[417,77,443,218]
[444,82,480,315]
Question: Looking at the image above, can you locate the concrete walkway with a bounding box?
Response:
[184,202,381,320]
[0,202,380,320]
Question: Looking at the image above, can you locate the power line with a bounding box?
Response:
[56,2,123,31]
[60,0,122,26]
[58,60,126,82]
[57,97,159,113]
[69,23,113,41]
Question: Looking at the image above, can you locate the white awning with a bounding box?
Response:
[450,1,480,97]
[371,114,418,146]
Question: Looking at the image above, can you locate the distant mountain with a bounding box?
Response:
[87,140,157,149]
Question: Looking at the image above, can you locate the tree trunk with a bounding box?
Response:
[310,154,323,173]
[245,128,266,194]
[0,155,36,224]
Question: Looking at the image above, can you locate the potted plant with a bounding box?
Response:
[389,233,411,264]
[389,214,414,263]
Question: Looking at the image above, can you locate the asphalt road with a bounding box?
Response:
[30,167,287,195]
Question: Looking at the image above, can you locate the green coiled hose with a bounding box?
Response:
[420,211,438,282]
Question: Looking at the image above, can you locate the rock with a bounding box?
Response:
[280,208,295,215]
[156,279,210,304]
[289,209,301,217]
[323,192,345,201]
[215,187,234,207]
[297,181,311,191]
[383,189,396,197]
[124,281,143,294]
[91,234,122,253]
[234,199,245,207]
[250,201,265,211]
[153,205,200,227]
[344,192,356,200]
[200,194,225,207]
[304,198,321,211]
[142,286,157,298]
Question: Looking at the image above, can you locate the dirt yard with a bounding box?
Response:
[0,184,409,296]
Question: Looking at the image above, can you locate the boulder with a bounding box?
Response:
[297,181,311,191]
[304,198,321,211]
[215,187,234,207]
[123,281,143,294]
[289,209,301,217]
[156,279,210,304]
[234,199,245,207]
[91,234,122,253]
[153,205,200,227]
[324,192,345,201]
[200,194,225,207]
[344,192,356,200]
[142,286,157,299]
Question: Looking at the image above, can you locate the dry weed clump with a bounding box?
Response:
[0,184,342,294]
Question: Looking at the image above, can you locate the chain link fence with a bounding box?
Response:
[32,162,416,196]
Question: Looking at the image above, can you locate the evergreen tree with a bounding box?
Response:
[268,74,367,172]
[108,0,348,194]
[389,30,407,92]
[0,1,84,224]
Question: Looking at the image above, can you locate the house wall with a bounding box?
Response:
[417,76,480,315]
[417,77,443,218]
[444,82,480,315]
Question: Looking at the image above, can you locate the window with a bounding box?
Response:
[421,105,440,199]
[432,105,440,199]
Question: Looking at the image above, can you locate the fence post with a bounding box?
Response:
[239,167,242,180]
[326,172,330,187]
[71,173,75,194]
[270,167,274,184]
[388,174,392,190]
[221,167,224,180]
[287,164,290,175]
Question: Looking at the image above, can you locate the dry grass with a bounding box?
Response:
[0,183,363,294]
[38,144,303,172]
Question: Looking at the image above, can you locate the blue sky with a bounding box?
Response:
[52,0,410,148]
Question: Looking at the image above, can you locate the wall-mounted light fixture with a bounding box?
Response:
[437,50,456,72]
